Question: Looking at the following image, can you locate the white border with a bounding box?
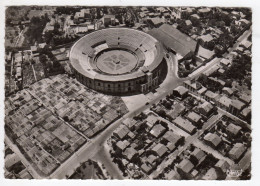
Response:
[0,0,260,186]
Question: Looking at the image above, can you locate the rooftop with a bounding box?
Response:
[204,133,222,147]
[174,86,189,95]
[187,112,202,123]
[229,143,246,160]
[178,159,194,173]
[173,116,196,134]
[231,99,245,110]
[148,24,197,57]
[150,124,166,138]
[226,123,242,136]
[152,143,168,157]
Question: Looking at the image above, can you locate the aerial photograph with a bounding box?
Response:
[4,6,252,180]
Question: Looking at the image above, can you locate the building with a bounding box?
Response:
[199,34,214,47]
[113,125,130,139]
[239,94,251,105]
[150,124,166,138]
[226,123,242,137]
[240,106,251,121]
[102,14,116,26]
[148,24,198,59]
[230,99,246,116]
[141,163,153,175]
[151,143,168,157]
[220,58,231,68]
[69,28,165,94]
[190,148,206,165]
[173,116,196,134]
[197,101,214,117]
[204,91,219,103]
[215,160,230,174]
[202,168,219,180]
[186,112,202,126]
[162,131,182,151]
[116,140,130,151]
[222,87,234,96]
[203,133,222,148]
[218,96,232,111]
[228,143,246,161]
[172,86,189,100]
[123,147,138,161]
[177,159,194,179]
[183,79,202,93]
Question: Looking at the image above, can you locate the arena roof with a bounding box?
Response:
[70,28,164,82]
[148,24,197,57]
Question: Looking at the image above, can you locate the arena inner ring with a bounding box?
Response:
[69,27,165,94]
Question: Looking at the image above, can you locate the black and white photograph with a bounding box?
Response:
[1,0,259,184]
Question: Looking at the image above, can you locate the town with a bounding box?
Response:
[4,6,251,180]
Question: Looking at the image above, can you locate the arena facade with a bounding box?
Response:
[69,28,165,94]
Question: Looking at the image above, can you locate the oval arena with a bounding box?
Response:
[69,28,165,94]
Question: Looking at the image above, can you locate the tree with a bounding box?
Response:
[39,54,47,65]
[157,110,166,118]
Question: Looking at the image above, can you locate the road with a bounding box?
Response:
[92,143,124,179]
[189,26,252,79]
[150,113,223,178]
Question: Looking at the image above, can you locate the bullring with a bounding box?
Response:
[69,28,165,94]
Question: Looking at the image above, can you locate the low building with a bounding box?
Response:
[203,133,222,148]
[141,163,153,175]
[218,96,232,111]
[202,168,219,180]
[113,125,130,140]
[239,94,251,105]
[197,101,214,117]
[165,170,180,180]
[162,131,182,144]
[226,123,242,137]
[220,58,231,68]
[240,106,251,121]
[123,147,138,161]
[199,34,214,47]
[122,118,136,130]
[204,91,219,103]
[173,116,196,134]
[183,80,202,93]
[229,143,246,161]
[146,114,158,127]
[172,86,189,100]
[177,159,194,179]
[190,148,206,165]
[151,143,168,157]
[146,154,157,166]
[116,140,130,151]
[197,87,207,96]
[230,99,246,116]
[186,111,202,126]
[150,124,166,138]
[102,14,116,26]
[202,65,219,77]
[222,87,234,96]
[215,159,230,174]
[148,17,165,27]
